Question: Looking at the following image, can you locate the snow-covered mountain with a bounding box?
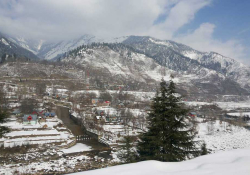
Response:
[0,33,38,62]
[123,36,250,89]
[6,34,129,60]
[37,35,100,60]
[2,32,250,94]
[39,35,129,60]
[7,36,44,55]
[61,42,248,95]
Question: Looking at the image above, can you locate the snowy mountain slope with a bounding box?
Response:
[196,119,250,153]
[37,35,99,60]
[62,43,174,83]
[5,34,129,60]
[0,33,39,61]
[37,35,129,60]
[2,33,250,93]
[71,148,250,175]
[123,36,250,88]
[61,43,248,95]
[7,36,44,55]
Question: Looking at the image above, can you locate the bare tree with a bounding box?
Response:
[99,91,112,101]
[20,99,38,114]
[120,109,133,125]
[35,83,46,96]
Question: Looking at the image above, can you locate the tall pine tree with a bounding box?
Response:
[118,135,137,163]
[137,78,198,162]
[0,89,9,137]
[0,109,9,137]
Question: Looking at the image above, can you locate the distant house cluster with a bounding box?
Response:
[11,108,56,125]
[94,109,119,124]
[92,98,110,107]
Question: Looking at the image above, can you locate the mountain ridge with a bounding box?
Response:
[2,32,250,95]
[122,36,250,88]
[60,42,249,96]
[0,32,39,62]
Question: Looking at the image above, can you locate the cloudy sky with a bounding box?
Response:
[0,0,250,63]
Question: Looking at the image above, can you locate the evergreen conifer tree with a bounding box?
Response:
[0,90,9,137]
[137,78,199,162]
[0,109,9,137]
[200,142,208,155]
[118,135,137,163]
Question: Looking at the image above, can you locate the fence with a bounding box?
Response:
[76,135,92,141]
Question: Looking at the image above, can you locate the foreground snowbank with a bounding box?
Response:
[71,148,250,175]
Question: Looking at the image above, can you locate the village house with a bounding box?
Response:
[44,112,56,117]
[12,109,21,116]
[95,109,105,116]
[106,114,119,122]
[22,114,38,124]
[189,112,197,117]
[36,109,46,116]
[92,98,110,106]
[92,98,103,106]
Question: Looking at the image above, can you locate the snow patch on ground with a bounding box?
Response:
[62,143,92,153]
[196,119,250,153]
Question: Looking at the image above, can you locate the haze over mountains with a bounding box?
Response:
[0,32,38,61]
[0,32,250,96]
[1,34,128,60]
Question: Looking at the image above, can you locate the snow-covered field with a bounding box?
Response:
[184,101,211,106]
[196,119,250,152]
[0,154,92,175]
[216,101,250,110]
[184,100,250,111]
[71,148,250,175]
[0,116,75,147]
[227,112,250,116]
[62,143,92,153]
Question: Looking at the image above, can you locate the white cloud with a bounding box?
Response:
[0,0,247,63]
[0,0,166,40]
[174,23,247,63]
[149,0,211,39]
[0,0,210,41]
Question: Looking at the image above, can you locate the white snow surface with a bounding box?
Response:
[0,116,74,147]
[184,100,250,111]
[196,119,250,152]
[227,112,250,116]
[1,38,9,46]
[62,143,92,153]
[216,101,250,110]
[5,130,59,137]
[71,148,250,175]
